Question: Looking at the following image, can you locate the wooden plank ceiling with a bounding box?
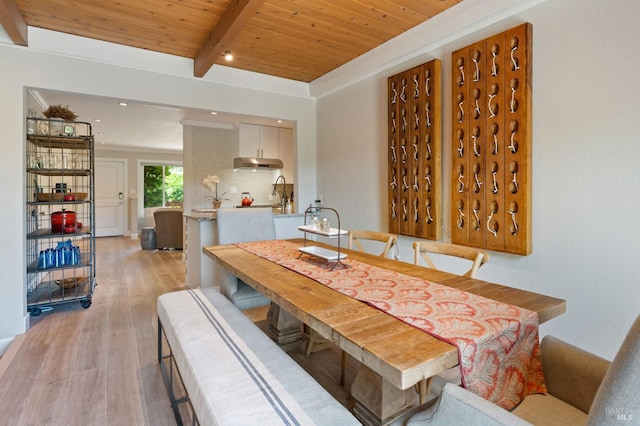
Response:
[7,0,463,82]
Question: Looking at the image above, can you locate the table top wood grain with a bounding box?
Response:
[203,239,565,390]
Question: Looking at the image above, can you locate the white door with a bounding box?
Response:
[95,160,125,237]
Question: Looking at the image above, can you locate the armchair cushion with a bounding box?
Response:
[512,394,587,425]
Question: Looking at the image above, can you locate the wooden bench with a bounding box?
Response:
[157,288,359,425]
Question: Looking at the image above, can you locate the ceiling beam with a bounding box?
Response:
[194,0,265,78]
[0,0,27,45]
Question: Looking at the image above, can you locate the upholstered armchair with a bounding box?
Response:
[154,208,183,249]
[407,314,640,426]
[213,208,275,310]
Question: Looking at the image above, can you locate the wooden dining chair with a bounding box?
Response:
[348,230,398,259]
[413,240,489,278]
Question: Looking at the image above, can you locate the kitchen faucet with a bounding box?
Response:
[272,175,287,213]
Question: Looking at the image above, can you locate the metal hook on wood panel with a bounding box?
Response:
[457,170,465,193]
[472,50,480,82]
[510,45,520,71]
[472,206,480,231]
[491,44,499,76]
[425,102,431,128]
[457,130,464,158]
[508,202,519,235]
[425,166,432,192]
[400,79,407,103]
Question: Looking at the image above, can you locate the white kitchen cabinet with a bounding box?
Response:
[278,128,294,182]
[238,123,279,158]
[260,126,279,158]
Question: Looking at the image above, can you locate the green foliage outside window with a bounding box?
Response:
[144,165,183,208]
[165,167,184,206]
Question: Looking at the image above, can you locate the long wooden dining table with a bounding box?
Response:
[203,239,566,425]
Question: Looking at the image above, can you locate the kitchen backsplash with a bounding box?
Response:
[189,126,292,209]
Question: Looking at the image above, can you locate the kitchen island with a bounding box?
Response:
[184,209,305,288]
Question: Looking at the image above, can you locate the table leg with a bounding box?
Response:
[417,377,432,405]
[266,303,303,352]
[351,365,416,425]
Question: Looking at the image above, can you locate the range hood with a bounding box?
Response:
[233,157,283,170]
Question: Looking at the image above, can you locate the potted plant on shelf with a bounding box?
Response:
[42,104,78,135]
[203,175,228,209]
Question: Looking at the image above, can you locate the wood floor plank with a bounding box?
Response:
[18,378,71,426]
[63,369,107,426]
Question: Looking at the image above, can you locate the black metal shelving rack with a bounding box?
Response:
[25,118,96,316]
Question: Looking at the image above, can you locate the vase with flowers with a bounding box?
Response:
[203,175,228,209]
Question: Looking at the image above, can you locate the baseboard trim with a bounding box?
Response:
[0,334,26,379]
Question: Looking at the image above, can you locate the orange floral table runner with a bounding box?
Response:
[236,240,546,409]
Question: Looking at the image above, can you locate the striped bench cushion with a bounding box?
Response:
[157,288,359,425]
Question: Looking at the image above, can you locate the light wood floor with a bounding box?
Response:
[0,236,363,425]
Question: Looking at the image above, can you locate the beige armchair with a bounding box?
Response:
[154,208,183,249]
[406,314,640,425]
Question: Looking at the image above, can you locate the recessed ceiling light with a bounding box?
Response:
[223,50,233,61]
[94,119,102,122]
[276,119,283,123]
[118,102,128,106]
[210,111,218,115]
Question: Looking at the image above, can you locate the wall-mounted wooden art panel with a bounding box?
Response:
[388,60,442,240]
[451,23,532,255]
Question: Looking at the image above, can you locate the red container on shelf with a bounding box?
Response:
[51,210,76,233]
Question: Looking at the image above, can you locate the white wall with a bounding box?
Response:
[316,0,640,360]
[0,43,316,353]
